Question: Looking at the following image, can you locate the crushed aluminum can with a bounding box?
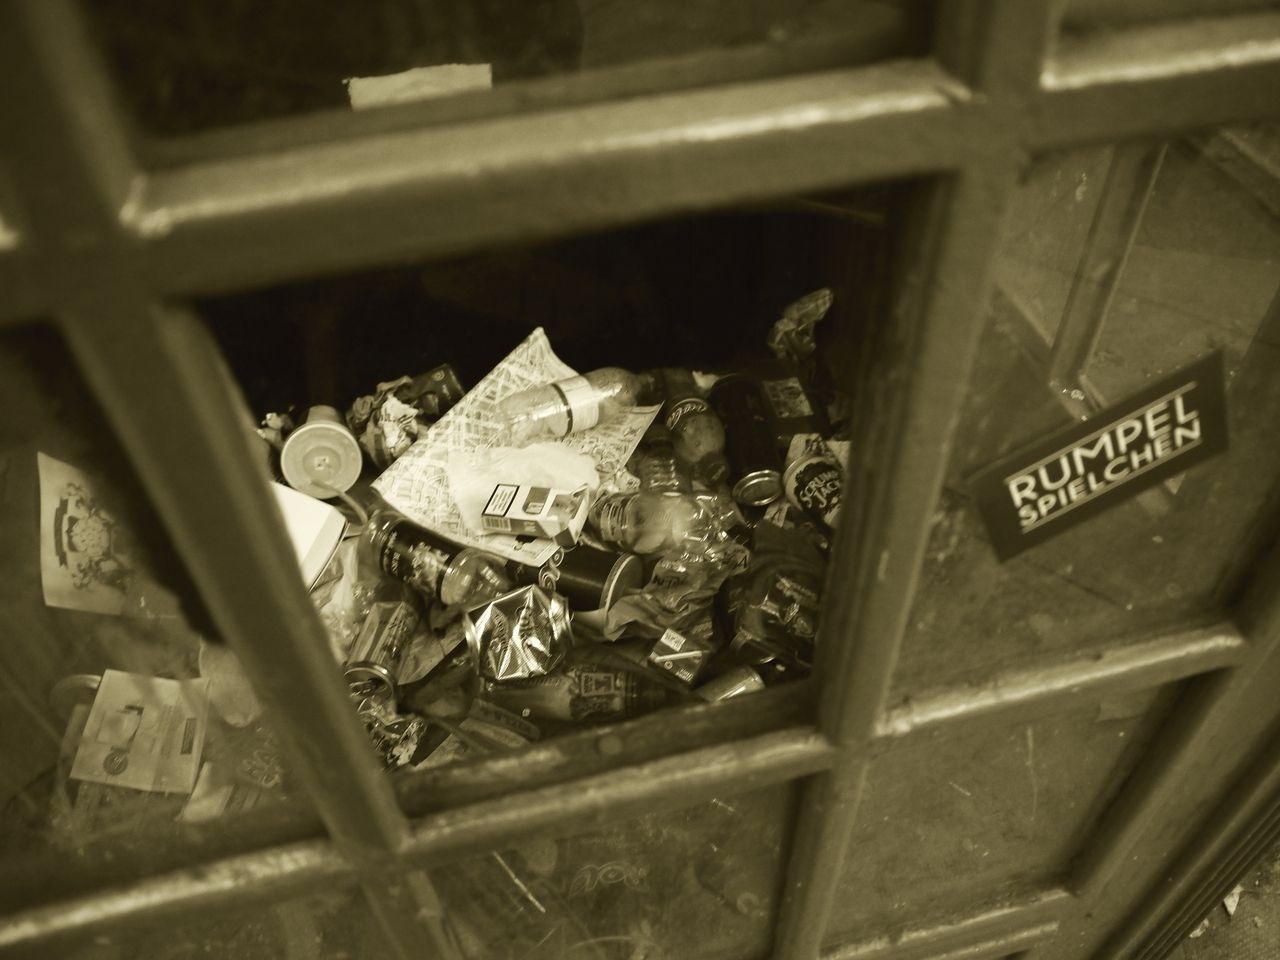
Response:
[464,585,571,682]
[344,598,421,694]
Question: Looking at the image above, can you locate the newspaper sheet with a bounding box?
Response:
[374,328,657,566]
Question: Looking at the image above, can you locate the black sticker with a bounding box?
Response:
[970,353,1228,560]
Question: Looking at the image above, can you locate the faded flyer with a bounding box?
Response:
[373,328,658,566]
[37,451,135,615]
[71,670,209,795]
[179,762,265,823]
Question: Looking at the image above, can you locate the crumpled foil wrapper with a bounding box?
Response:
[768,288,832,365]
[464,585,571,681]
[346,365,465,468]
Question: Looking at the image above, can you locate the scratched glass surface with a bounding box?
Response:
[197,189,901,769]
[824,688,1177,945]
[426,783,796,960]
[81,0,928,137]
[0,323,316,912]
[56,887,371,960]
[889,125,1280,699]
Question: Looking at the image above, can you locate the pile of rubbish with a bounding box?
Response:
[264,289,847,771]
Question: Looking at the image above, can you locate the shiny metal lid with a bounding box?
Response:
[732,468,783,507]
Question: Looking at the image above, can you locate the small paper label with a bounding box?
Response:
[665,397,710,433]
[556,375,602,433]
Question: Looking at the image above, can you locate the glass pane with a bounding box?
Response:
[825,688,1177,945]
[0,323,316,909]
[430,783,796,960]
[198,185,905,778]
[892,126,1280,697]
[82,0,929,136]
[993,146,1117,347]
[57,886,371,960]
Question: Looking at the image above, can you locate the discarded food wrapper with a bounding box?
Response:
[481,483,590,546]
[464,585,571,681]
[726,555,822,671]
[768,288,832,365]
[346,366,466,469]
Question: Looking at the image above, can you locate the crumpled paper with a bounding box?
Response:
[347,366,465,469]
[768,288,832,366]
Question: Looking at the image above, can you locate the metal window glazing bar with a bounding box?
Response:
[0,604,1235,942]
[124,62,976,300]
[0,727,832,950]
[770,5,1060,957]
[1025,529,1280,960]
[1047,141,1166,413]
[820,887,1069,960]
[1104,729,1280,960]
[0,6,455,958]
[59,304,412,854]
[0,2,1277,959]
[2,20,1280,323]
[1037,11,1280,148]
[873,622,1246,743]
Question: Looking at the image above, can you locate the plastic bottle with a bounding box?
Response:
[635,424,692,494]
[497,368,643,446]
[589,490,717,556]
[361,507,511,608]
[658,368,730,484]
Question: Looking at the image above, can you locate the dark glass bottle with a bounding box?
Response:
[360,507,511,608]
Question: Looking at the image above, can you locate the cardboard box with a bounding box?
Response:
[481,484,589,545]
